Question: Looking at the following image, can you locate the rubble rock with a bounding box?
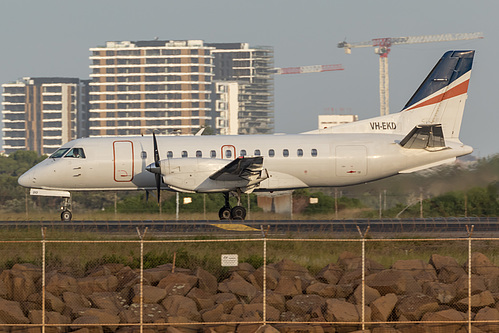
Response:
[157,273,198,296]
[349,284,381,305]
[305,282,336,298]
[88,292,125,314]
[467,252,499,276]
[194,267,218,294]
[273,276,303,297]
[132,284,167,304]
[391,259,437,283]
[46,272,79,296]
[395,293,439,321]
[366,270,422,295]
[324,298,371,322]
[456,290,495,309]
[371,293,398,322]
[162,295,201,321]
[316,263,343,285]
[429,254,466,283]
[0,297,30,323]
[77,275,119,295]
[421,281,456,304]
[220,273,257,300]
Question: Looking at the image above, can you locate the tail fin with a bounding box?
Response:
[401,50,474,140]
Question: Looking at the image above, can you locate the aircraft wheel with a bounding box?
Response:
[231,206,246,220]
[61,210,72,222]
[219,207,231,220]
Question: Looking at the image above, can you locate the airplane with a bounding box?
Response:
[18,50,475,222]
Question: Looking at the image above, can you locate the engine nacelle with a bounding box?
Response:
[159,158,230,192]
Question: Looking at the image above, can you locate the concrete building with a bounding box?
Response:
[88,40,214,136]
[209,43,274,135]
[2,77,88,155]
[318,114,358,129]
[212,81,239,135]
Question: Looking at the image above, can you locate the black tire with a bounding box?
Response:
[61,210,72,222]
[219,207,231,220]
[231,206,246,220]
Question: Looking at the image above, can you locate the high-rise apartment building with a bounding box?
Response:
[88,40,214,136]
[209,43,274,135]
[2,77,88,155]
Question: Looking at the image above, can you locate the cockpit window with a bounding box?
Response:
[64,148,86,159]
[49,148,70,159]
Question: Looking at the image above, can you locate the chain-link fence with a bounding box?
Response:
[0,225,498,332]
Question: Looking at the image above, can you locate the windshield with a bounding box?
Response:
[49,148,70,159]
[64,147,86,159]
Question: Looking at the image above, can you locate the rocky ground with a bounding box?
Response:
[0,251,499,332]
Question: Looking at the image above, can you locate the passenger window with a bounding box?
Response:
[283,149,289,157]
[210,150,216,158]
[225,150,232,158]
[269,149,275,157]
[167,151,173,158]
[297,149,303,157]
[311,149,318,157]
[196,150,202,158]
[240,149,246,157]
[182,151,188,158]
[65,147,85,159]
[49,148,70,158]
[141,151,147,159]
[254,149,261,156]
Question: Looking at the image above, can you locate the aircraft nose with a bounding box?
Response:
[18,169,35,187]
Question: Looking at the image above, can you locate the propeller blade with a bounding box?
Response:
[155,174,161,203]
[152,132,161,204]
[153,132,160,167]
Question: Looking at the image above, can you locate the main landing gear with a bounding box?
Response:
[218,191,247,220]
[60,197,72,222]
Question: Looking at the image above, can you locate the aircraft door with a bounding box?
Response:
[113,141,134,182]
[221,145,236,159]
[335,145,367,177]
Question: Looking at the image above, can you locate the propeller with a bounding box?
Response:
[146,132,162,203]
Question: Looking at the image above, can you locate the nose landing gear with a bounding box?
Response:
[60,197,72,222]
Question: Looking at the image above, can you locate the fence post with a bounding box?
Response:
[261,225,269,327]
[357,225,370,331]
[136,227,148,333]
[41,227,47,333]
[466,224,474,332]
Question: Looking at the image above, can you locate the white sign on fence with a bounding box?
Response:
[221,254,238,267]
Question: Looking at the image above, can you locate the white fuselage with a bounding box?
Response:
[18,133,473,193]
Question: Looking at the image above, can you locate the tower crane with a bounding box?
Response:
[272,64,344,75]
[338,32,484,116]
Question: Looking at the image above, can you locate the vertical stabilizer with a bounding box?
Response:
[402,50,474,140]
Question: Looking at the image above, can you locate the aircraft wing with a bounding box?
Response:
[209,156,265,182]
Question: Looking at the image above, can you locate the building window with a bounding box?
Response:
[283,149,289,157]
[297,149,303,157]
[210,150,216,158]
[268,149,275,157]
[311,149,318,157]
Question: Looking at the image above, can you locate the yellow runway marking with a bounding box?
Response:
[210,224,260,231]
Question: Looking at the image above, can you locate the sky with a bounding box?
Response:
[0,0,496,156]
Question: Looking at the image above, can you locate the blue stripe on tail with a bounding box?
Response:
[403,50,474,111]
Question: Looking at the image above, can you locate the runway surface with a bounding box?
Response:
[1,217,498,237]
